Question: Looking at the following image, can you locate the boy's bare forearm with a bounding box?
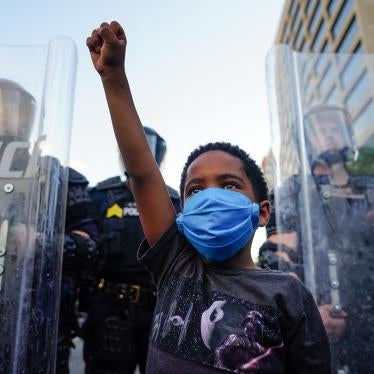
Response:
[87,21,176,245]
[101,72,158,180]
[102,73,176,244]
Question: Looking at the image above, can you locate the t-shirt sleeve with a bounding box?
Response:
[285,282,331,374]
[137,222,194,289]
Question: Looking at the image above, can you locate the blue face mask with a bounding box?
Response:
[176,188,259,261]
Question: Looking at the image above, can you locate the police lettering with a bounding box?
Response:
[0,135,45,178]
[123,206,139,216]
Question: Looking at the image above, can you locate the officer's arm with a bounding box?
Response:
[258,233,300,279]
[86,21,175,246]
[71,230,89,238]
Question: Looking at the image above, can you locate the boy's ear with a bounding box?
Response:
[258,200,271,227]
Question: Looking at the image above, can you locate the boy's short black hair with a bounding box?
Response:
[179,142,269,203]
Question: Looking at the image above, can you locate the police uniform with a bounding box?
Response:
[258,182,304,278]
[260,174,374,374]
[83,176,180,374]
[0,79,97,373]
[56,168,99,374]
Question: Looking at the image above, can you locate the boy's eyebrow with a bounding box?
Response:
[186,173,246,186]
[216,173,246,182]
[185,177,205,187]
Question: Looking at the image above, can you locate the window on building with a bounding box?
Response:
[305,0,316,15]
[341,50,364,88]
[326,85,339,105]
[328,0,339,16]
[336,17,358,53]
[291,5,301,31]
[280,22,288,43]
[354,43,363,53]
[345,70,370,115]
[294,22,304,48]
[353,100,374,146]
[322,41,330,53]
[318,62,334,96]
[332,0,353,38]
[306,94,315,106]
[307,94,321,108]
[301,57,312,82]
[289,0,296,15]
[315,47,328,74]
[311,21,326,51]
[314,41,330,75]
[304,76,314,99]
[309,1,322,33]
[300,38,308,52]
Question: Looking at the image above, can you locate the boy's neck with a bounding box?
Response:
[212,244,258,270]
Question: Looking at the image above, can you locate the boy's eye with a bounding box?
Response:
[223,182,240,190]
[186,186,203,198]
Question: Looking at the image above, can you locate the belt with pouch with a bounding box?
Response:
[98,278,156,307]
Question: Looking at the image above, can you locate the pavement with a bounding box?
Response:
[69,337,85,374]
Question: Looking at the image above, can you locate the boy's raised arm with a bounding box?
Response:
[86,21,176,245]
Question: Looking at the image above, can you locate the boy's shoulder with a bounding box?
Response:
[264,270,319,315]
[205,266,309,308]
[249,268,303,287]
[244,269,311,307]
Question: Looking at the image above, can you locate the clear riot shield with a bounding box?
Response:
[266,45,374,374]
[0,38,77,373]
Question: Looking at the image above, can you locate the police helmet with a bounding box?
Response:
[144,126,167,166]
[0,79,36,141]
[118,126,167,175]
[303,104,356,170]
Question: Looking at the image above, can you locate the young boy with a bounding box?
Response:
[86,21,331,373]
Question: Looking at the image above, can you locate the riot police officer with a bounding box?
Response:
[83,126,180,374]
[57,167,99,374]
[258,193,302,279]
[260,104,374,374]
[0,79,38,372]
[0,79,92,373]
[0,79,99,373]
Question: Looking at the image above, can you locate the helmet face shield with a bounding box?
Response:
[118,126,167,175]
[0,80,36,140]
[144,126,166,166]
[145,132,158,161]
[304,106,355,167]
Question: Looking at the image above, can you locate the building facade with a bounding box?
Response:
[265,0,374,188]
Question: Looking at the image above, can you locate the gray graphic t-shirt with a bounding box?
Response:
[138,224,330,373]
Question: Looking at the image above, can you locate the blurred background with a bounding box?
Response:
[3,0,374,372]
[3,0,373,213]
[1,0,284,188]
[1,0,285,265]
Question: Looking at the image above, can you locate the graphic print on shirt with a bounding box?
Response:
[151,275,284,373]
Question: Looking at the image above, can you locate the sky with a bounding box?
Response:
[1,0,285,253]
